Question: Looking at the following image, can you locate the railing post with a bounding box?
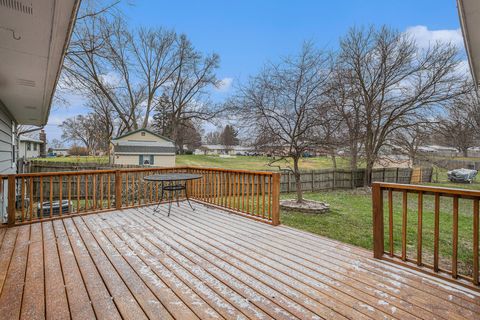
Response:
[271,172,281,226]
[7,175,16,226]
[372,182,384,259]
[115,170,122,210]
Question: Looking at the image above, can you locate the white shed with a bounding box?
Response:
[111,129,176,166]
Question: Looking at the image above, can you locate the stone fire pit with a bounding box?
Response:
[280,199,330,214]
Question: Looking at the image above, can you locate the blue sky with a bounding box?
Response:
[46,0,465,144]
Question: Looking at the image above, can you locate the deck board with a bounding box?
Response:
[0,202,479,319]
[172,204,473,319]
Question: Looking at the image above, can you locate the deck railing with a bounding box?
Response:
[1,167,280,226]
[372,182,479,287]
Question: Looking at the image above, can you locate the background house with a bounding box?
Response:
[0,0,80,223]
[194,144,253,155]
[19,136,43,159]
[111,129,176,166]
[49,148,69,157]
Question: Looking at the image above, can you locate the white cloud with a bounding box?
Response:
[405,25,464,50]
[215,77,233,92]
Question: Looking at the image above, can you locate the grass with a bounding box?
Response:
[34,156,110,163]
[175,154,352,170]
[281,189,477,277]
[34,154,351,171]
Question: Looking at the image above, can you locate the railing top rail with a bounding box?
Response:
[373,182,480,198]
[1,166,277,179]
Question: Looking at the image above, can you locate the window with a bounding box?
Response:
[141,132,146,136]
[139,155,154,165]
[33,143,37,151]
[27,142,31,151]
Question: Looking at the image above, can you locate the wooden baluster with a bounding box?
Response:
[85,175,89,211]
[131,172,135,206]
[203,171,207,201]
[246,174,250,213]
[155,181,159,203]
[268,175,272,220]
[214,172,218,205]
[125,173,129,206]
[452,195,459,278]
[227,173,231,208]
[388,189,394,257]
[20,177,25,222]
[149,175,153,203]
[372,183,384,259]
[115,170,122,209]
[251,174,255,214]
[29,177,33,220]
[39,176,43,219]
[59,176,63,217]
[77,175,80,212]
[401,191,407,261]
[49,176,53,218]
[417,191,423,266]
[473,199,479,286]
[242,173,246,212]
[100,175,104,210]
[67,176,71,214]
[229,173,234,209]
[434,193,440,272]
[215,171,219,206]
[262,175,266,218]
[144,173,147,204]
[7,176,16,226]
[256,175,260,216]
[93,174,96,210]
[107,174,111,208]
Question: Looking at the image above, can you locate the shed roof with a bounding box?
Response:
[112,128,175,143]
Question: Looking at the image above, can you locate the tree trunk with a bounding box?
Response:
[463,148,469,157]
[331,151,337,169]
[293,156,303,203]
[350,142,358,170]
[364,160,374,187]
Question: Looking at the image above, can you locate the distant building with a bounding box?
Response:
[194,144,253,155]
[19,136,43,159]
[49,148,69,157]
[418,145,459,157]
[111,129,176,166]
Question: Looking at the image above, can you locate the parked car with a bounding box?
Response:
[447,168,478,183]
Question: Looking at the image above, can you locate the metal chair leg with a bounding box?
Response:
[168,190,172,217]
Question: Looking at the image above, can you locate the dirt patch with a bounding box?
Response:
[280,199,330,214]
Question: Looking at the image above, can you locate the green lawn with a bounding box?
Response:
[176,154,351,170]
[34,154,350,171]
[281,189,477,277]
[34,156,110,163]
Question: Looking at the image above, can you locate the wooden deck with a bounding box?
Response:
[0,202,479,320]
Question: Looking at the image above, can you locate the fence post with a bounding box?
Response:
[7,175,16,226]
[115,170,122,209]
[372,182,384,259]
[271,172,281,226]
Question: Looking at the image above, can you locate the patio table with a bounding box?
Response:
[143,173,203,216]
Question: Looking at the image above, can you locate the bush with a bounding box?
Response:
[69,145,89,156]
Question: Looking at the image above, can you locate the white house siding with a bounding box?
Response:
[19,141,42,159]
[114,154,176,167]
[0,102,15,174]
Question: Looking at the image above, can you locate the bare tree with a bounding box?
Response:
[336,25,467,185]
[61,114,107,155]
[235,43,333,203]
[435,86,480,157]
[164,35,221,151]
[390,123,432,165]
[205,131,222,144]
[64,13,179,133]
